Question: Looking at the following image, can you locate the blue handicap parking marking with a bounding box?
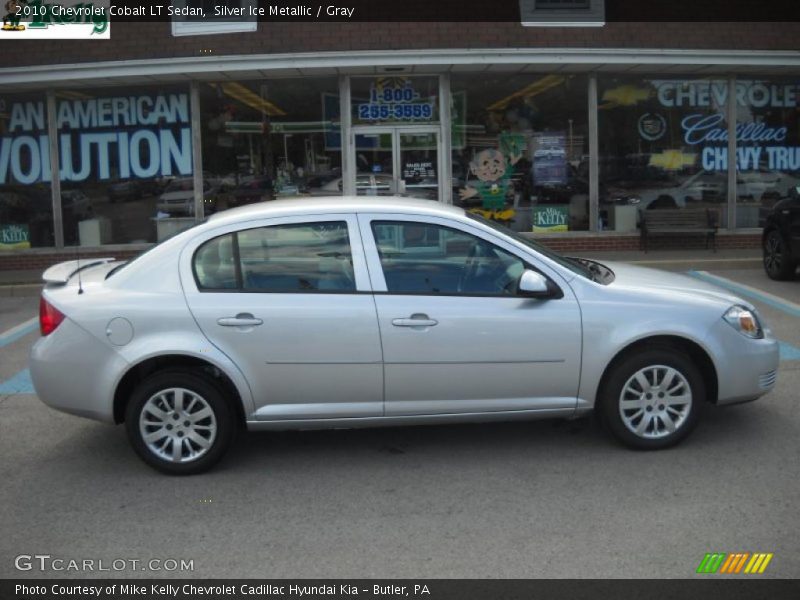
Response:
[779,341,800,362]
[686,270,800,362]
[0,318,38,349]
[0,369,35,394]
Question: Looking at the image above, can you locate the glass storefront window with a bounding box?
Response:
[598,77,729,231]
[55,85,193,245]
[200,77,342,212]
[450,73,588,233]
[0,93,54,249]
[734,78,800,228]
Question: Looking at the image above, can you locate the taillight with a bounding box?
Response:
[39,296,65,336]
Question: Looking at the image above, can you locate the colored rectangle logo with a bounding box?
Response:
[697,552,773,574]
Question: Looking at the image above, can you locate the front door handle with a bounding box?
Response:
[217,313,263,327]
[392,314,438,328]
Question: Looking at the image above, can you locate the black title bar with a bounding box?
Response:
[4,580,800,600]
[13,0,800,23]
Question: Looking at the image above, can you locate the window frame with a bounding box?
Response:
[519,0,605,27]
[171,0,257,37]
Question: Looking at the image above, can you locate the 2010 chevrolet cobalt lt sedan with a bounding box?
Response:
[31,198,779,474]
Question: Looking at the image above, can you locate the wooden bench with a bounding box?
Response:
[639,208,718,252]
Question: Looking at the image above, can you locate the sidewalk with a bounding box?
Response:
[0,248,762,297]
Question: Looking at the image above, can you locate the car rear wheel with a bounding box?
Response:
[125,370,235,475]
[600,348,703,449]
[763,230,796,280]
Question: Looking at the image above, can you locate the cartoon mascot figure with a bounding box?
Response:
[2,0,26,30]
[459,143,521,223]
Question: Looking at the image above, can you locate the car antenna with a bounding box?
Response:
[75,224,84,295]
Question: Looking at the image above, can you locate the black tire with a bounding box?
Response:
[125,369,236,475]
[763,229,796,281]
[599,347,703,450]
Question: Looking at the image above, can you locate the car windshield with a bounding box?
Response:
[466,212,594,280]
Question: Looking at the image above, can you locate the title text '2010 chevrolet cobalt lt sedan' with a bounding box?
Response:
[31,198,779,474]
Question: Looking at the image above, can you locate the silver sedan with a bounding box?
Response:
[30,198,779,474]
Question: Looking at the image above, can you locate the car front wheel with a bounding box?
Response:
[600,348,703,449]
[125,370,235,474]
[763,230,796,280]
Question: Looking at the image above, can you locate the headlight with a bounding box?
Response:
[723,306,763,339]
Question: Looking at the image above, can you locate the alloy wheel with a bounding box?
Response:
[618,365,692,440]
[138,387,217,463]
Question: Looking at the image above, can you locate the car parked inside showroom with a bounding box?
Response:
[31,198,779,474]
[762,186,800,280]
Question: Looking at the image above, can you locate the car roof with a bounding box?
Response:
[206,196,466,227]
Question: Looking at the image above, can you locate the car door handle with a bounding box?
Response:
[217,314,263,327]
[392,314,438,328]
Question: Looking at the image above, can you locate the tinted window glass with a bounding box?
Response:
[194,233,237,290]
[238,222,355,292]
[371,221,525,296]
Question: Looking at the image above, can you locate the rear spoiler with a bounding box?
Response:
[42,258,116,285]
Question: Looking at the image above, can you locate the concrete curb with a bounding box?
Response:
[0,284,42,298]
[623,258,762,270]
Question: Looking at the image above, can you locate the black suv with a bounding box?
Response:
[763,187,800,280]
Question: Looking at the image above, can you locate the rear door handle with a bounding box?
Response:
[217,314,263,327]
[392,314,438,328]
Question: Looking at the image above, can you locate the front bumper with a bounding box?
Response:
[705,319,780,406]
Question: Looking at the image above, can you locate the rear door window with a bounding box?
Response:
[193,221,356,293]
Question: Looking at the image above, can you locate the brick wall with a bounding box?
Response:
[0,233,761,271]
[3,22,800,68]
[535,233,761,252]
[0,249,142,271]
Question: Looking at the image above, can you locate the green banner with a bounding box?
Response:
[0,224,30,249]
[532,205,569,233]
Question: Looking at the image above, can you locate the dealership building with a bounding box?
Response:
[2,2,800,270]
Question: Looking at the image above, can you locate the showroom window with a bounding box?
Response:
[200,77,343,214]
[597,76,729,231]
[0,92,54,249]
[734,78,800,228]
[55,85,193,246]
[451,73,589,233]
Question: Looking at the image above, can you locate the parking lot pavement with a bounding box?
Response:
[0,267,798,580]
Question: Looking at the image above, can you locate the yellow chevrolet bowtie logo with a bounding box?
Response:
[697,552,774,574]
[649,150,697,170]
[601,84,652,106]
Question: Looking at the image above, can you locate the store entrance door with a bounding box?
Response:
[349,127,441,201]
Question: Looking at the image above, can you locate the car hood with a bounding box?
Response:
[600,261,752,309]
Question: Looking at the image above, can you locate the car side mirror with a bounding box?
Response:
[517,270,559,299]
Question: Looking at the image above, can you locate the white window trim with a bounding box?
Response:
[171,0,257,37]
[520,0,605,27]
